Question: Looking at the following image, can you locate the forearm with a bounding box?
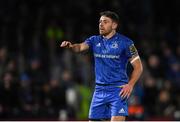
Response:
[128,60,143,87]
[70,44,82,53]
[120,60,143,99]
[61,41,89,53]
[70,42,89,53]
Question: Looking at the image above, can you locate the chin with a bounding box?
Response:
[100,33,108,36]
[99,31,105,36]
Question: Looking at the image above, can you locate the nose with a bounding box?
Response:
[99,22,103,27]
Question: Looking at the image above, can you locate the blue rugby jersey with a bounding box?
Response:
[85,33,138,85]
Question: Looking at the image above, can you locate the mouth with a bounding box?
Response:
[99,28,104,31]
[99,26,104,30]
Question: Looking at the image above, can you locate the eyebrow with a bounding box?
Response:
[99,19,109,22]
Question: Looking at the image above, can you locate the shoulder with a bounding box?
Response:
[85,35,102,43]
[116,33,134,46]
[88,35,101,40]
[117,33,133,43]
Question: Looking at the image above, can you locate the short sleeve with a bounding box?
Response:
[84,36,95,50]
[125,39,138,59]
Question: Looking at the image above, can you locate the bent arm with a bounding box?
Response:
[119,56,143,98]
[128,56,143,87]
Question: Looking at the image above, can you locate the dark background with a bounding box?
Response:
[0,0,179,120]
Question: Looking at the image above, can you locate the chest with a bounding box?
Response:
[93,40,124,55]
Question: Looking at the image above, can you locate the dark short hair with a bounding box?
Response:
[100,11,119,24]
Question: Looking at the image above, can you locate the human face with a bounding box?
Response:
[99,16,117,36]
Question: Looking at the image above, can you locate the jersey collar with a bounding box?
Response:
[101,32,118,41]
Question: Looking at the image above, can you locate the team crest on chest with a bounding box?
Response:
[111,41,118,49]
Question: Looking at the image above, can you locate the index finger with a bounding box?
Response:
[60,41,65,47]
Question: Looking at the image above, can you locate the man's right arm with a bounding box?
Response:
[60,41,89,53]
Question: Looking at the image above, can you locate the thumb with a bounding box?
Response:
[119,85,125,88]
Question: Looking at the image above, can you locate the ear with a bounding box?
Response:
[112,22,118,30]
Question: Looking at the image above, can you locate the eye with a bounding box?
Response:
[99,20,109,24]
[104,21,108,24]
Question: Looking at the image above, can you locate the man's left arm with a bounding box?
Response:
[120,56,143,98]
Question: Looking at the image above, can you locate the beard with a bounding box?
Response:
[99,28,112,36]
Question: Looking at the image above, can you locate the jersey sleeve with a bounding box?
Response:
[125,39,139,59]
[84,36,95,50]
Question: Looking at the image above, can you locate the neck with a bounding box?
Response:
[103,30,116,39]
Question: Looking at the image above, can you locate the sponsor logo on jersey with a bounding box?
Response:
[94,53,120,59]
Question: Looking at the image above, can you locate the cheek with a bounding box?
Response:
[107,26,113,31]
[105,25,112,30]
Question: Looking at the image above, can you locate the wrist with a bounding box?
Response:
[69,44,73,48]
[128,81,135,87]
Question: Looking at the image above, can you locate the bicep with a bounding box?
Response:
[129,54,139,64]
[130,56,143,70]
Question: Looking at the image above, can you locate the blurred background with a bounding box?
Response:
[0,0,180,121]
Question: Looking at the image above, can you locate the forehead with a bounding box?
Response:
[99,16,112,22]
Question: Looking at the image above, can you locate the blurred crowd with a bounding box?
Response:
[0,0,180,121]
